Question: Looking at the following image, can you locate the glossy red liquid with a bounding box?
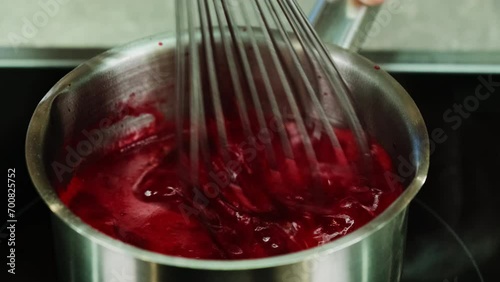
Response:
[58,109,402,260]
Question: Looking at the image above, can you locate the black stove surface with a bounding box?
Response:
[1,68,499,282]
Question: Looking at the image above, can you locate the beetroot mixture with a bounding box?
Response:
[56,96,402,260]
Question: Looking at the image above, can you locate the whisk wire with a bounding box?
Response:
[175,0,188,176]
[239,1,295,160]
[253,0,319,172]
[186,0,204,184]
[213,0,257,152]
[175,0,373,199]
[284,0,372,168]
[266,0,349,165]
[198,0,230,162]
[220,0,278,167]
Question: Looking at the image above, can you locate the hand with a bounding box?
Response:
[355,0,384,6]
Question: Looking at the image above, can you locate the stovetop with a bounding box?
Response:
[2,68,499,282]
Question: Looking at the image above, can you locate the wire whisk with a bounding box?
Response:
[174,0,372,213]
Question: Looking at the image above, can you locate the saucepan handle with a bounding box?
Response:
[308,0,381,51]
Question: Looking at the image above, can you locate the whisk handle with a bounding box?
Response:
[308,0,381,51]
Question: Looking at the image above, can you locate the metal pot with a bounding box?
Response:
[26,0,427,278]
[25,28,428,281]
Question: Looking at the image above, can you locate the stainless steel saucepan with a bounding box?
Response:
[26,2,428,282]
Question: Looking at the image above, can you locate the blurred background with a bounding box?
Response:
[0,0,500,70]
[0,0,498,49]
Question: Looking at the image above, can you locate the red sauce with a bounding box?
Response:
[57,99,402,260]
